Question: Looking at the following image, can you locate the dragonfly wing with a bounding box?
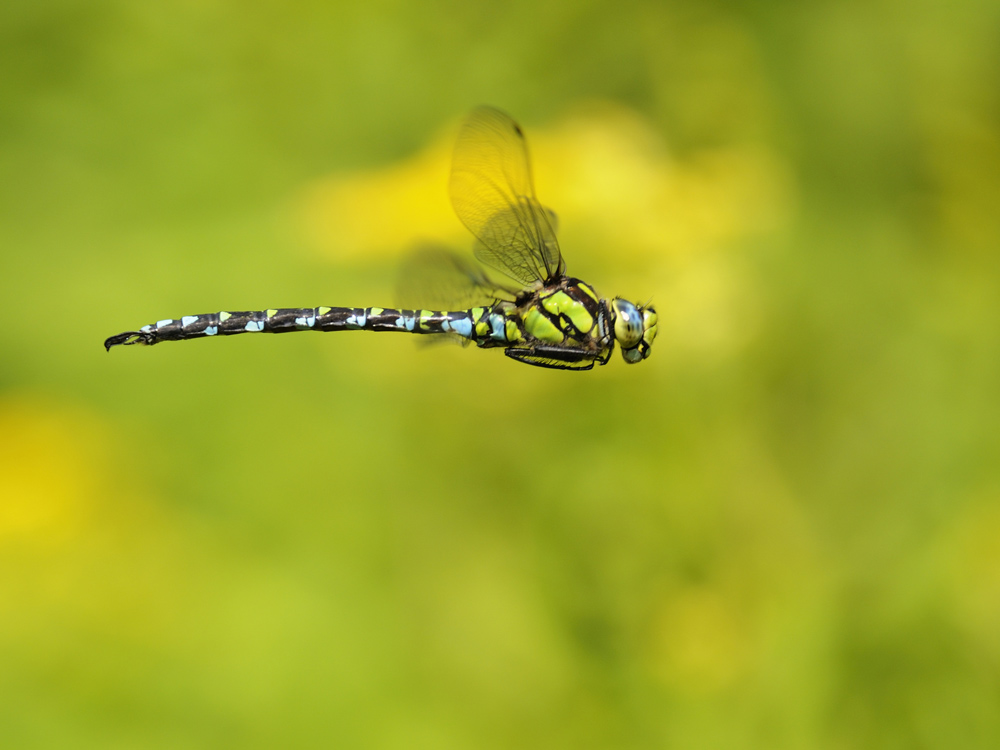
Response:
[395,245,516,311]
[449,107,564,286]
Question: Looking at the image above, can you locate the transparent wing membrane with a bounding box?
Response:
[395,246,516,310]
[449,107,564,285]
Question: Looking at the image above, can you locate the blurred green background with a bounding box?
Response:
[2,0,999,747]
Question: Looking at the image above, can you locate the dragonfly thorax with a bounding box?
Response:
[611,299,658,364]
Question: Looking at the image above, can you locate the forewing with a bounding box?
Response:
[449,107,564,285]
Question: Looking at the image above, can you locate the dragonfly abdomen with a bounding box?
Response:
[103,306,494,349]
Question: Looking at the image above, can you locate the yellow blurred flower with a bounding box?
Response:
[296,128,459,262]
[0,395,106,546]
[295,103,791,268]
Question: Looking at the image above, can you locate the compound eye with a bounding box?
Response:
[612,299,643,348]
[640,306,658,360]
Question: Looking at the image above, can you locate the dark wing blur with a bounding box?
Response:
[395,245,517,311]
[449,107,564,286]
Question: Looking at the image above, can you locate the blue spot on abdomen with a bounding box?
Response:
[449,316,473,338]
[489,314,506,341]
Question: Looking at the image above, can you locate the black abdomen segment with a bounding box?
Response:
[103,306,484,350]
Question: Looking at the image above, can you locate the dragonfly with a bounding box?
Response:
[104,107,657,371]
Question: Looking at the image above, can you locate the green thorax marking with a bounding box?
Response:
[522,306,563,343]
[540,289,596,334]
[514,277,606,346]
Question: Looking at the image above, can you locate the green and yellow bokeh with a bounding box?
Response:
[2,0,998,747]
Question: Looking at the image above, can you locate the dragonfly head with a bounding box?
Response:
[610,299,658,364]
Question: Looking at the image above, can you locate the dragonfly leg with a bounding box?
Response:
[504,345,598,371]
